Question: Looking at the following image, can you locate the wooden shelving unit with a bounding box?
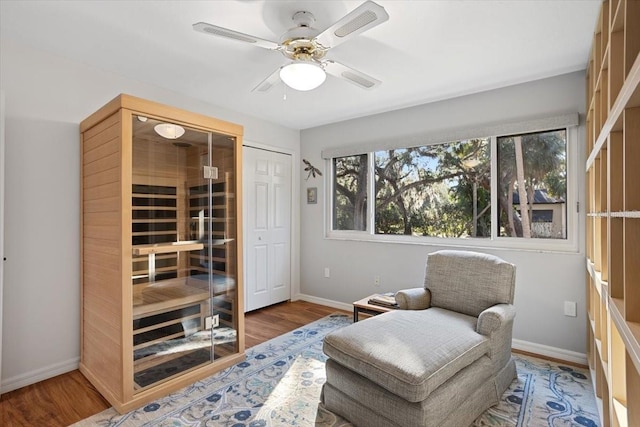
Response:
[80,94,244,413]
[586,2,640,426]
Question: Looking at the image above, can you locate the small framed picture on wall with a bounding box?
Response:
[307,187,317,204]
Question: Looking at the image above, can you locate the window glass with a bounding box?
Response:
[374,138,490,238]
[328,124,574,249]
[496,129,567,239]
[333,154,368,231]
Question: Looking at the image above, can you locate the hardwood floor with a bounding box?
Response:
[0,300,347,427]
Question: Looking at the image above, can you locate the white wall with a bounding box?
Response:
[299,72,588,360]
[0,38,300,392]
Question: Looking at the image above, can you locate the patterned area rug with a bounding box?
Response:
[73,314,600,427]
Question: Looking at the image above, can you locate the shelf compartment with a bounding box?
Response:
[601,146,609,281]
[610,28,625,108]
[623,217,640,324]
[611,0,622,32]
[595,157,604,273]
[627,351,640,426]
[610,297,640,380]
[600,2,610,67]
[609,217,624,299]
[609,131,624,210]
[595,352,612,420]
[595,10,604,88]
[624,0,640,78]
[585,165,595,262]
[610,320,627,424]
[612,398,628,427]
[602,67,610,128]
[602,294,610,366]
[624,108,640,212]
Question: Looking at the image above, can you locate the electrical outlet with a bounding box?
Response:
[374,276,380,287]
[324,267,330,278]
[564,301,577,317]
[205,314,220,330]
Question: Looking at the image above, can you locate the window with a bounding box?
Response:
[497,129,567,239]
[333,154,368,231]
[327,119,576,250]
[374,139,490,238]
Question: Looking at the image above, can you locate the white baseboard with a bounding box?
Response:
[293,293,353,313]
[295,293,588,366]
[0,357,79,394]
[512,339,587,365]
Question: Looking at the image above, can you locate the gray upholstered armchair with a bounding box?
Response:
[322,250,517,427]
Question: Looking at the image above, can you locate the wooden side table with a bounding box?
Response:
[352,295,396,322]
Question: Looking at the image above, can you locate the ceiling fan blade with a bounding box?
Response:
[323,60,381,90]
[252,67,282,93]
[314,1,389,49]
[193,22,280,50]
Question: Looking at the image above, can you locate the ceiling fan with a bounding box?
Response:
[193,1,389,92]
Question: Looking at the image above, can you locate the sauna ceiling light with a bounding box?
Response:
[154,123,186,139]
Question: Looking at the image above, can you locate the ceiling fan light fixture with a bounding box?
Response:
[154,123,186,140]
[279,62,326,91]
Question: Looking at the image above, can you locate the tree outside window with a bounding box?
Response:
[333,154,368,231]
[497,129,567,239]
[374,139,490,238]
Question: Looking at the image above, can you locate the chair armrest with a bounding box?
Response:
[476,303,516,336]
[395,288,431,310]
[477,303,516,373]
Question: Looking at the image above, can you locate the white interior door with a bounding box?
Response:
[244,146,291,312]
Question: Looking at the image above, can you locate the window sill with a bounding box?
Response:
[325,231,581,254]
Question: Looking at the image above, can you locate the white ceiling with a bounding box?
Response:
[0,0,599,130]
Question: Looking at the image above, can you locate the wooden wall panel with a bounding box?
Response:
[84,125,120,162]
[83,183,120,201]
[81,112,124,403]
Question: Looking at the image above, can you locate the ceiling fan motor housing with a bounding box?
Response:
[279,11,327,62]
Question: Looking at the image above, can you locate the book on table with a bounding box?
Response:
[368,292,398,308]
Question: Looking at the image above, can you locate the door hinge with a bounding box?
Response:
[577,201,580,213]
[203,166,218,180]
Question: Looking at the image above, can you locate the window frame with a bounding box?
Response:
[325,124,580,253]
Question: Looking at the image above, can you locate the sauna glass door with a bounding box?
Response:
[130,115,238,391]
